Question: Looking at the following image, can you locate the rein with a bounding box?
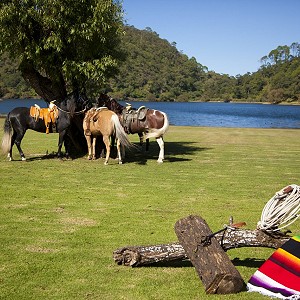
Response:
[56,105,87,115]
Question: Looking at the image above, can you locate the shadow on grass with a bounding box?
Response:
[23,152,73,162]
[126,141,211,165]
[141,259,193,268]
[232,257,265,269]
[18,141,211,164]
[136,258,265,269]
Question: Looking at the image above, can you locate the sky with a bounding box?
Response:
[122,0,300,76]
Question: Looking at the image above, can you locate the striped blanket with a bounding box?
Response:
[247,236,300,299]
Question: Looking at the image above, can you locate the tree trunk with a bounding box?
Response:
[19,59,67,102]
[19,59,89,154]
[113,228,289,267]
[175,215,245,294]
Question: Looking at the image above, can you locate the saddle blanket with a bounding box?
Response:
[247,236,300,299]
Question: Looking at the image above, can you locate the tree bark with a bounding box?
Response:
[175,215,245,294]
[113,227,289,267]
[19,59,67,102]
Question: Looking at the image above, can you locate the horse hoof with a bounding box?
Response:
[157,159,163,164]
[21,157,26,161]
[104,161,108,165]
[118,161,123,165]
[87,156,92,160]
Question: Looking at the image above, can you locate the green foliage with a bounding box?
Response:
[0,120,299,299]
[0,0,125,96]
[235,42,300,103]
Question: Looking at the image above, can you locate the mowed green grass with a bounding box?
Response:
[0,118,299,300]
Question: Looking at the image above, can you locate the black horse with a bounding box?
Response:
[97,94,169,163]
[1,94,88,161]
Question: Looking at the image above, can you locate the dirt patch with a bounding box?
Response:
[60,217,97,227]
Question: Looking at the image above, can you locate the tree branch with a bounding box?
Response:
[113,229,289,267]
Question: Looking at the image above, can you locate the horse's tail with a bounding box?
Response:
[111,114,133,149]
[1,114,12,155]
[145,111,169,139]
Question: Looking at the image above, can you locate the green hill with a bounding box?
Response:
[107,26,207,102]
[1,25,299,103]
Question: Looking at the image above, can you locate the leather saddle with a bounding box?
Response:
[30,103,59,134]
[84,107,108,135]
[122,104,148,134]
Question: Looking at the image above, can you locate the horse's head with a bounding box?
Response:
[97,94,123,115]
[56,93,88,117]
[97,93,111,107]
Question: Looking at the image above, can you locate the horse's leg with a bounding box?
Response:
[156,137,164,163]
[146,138,150,151]
[57,130,66,159]
[85,134,93,160]
[121,144,125,161]
[63,135,71,159]
[111,135,116,159]
[92,137,97,160]
[116,138,123,164]
[14,131,26,161]
[138,133,143,146]
[103,135,110,165]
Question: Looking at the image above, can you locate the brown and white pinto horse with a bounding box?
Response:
[97,94,169,163]
[83,107,132,165]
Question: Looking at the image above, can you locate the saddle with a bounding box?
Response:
[84,107,108,135]
[30,102,59,134]
[122,104,148,134]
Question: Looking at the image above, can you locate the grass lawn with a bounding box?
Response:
[0,118,299,299]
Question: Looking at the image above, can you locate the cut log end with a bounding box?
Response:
[113,248,141,267]
[206,273,246,294]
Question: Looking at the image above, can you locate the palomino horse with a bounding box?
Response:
[83,107,132,165]
[1,94,87,160]
[97,94,169,163]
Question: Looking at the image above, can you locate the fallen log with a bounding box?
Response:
[175,215,245,294]
[113,225,289,267]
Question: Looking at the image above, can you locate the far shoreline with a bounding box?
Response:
[0,97,299,106]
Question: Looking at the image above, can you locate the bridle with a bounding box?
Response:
[53,94,89,115]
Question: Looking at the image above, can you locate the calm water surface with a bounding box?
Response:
[1,98,300,129]
[120,101,300,129]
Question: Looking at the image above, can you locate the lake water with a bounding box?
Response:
[1,98,300,129]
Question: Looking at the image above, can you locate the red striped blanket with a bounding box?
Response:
[247,236,300,299]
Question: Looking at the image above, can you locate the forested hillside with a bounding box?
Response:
[1,25,299,103]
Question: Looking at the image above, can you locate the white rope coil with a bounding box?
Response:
[257,184,300,232]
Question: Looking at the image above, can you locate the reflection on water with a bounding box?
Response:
[1,98,300,129]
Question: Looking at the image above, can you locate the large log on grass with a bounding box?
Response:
[113,225,289,267]
[175,215,245,294]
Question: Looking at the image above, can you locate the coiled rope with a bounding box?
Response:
[257,184,300,232]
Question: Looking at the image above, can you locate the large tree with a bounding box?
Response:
[0,0,125,102]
